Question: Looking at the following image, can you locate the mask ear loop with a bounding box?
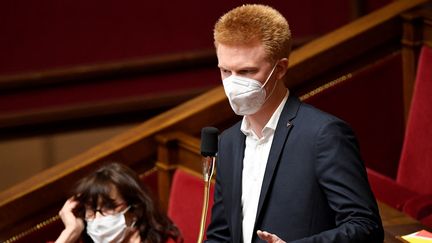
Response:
[261,63,279,103]
[120,206,131,214]
[261,63,278,87]
[124,206,136,228]
[130,219,137,228]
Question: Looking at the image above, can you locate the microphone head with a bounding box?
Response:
[201,127,219,157]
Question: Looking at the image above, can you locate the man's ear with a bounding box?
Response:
[276,58,289,79]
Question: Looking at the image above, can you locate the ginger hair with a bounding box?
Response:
[214,4,292,61]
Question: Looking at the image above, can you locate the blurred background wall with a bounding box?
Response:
[0,0,390,191]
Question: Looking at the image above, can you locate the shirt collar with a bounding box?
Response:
[241,90,289,138]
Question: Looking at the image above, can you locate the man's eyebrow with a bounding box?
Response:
[217,65,258,71]
[238,66,258,72]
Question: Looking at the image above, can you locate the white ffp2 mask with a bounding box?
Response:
[86,206,131,243]
[222,64,277,115]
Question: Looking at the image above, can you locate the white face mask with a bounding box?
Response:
[222,63,278,115]
[86,206,131,243]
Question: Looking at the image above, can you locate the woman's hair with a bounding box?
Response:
[73,162,182,243]
[214,4,292,61]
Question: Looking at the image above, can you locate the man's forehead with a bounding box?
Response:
[218,61,259,70]
[217,44,269,70]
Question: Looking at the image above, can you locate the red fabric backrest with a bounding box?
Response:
[397,45,432,194]
[167,169,214,243]
[139,168,159,197]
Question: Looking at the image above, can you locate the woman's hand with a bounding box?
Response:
[55,197,84,243]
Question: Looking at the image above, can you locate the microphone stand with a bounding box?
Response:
[197,156,216,243]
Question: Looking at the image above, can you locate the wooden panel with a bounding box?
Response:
[155,132,202,212]
[401,8,432,122]
[379,202,432,242]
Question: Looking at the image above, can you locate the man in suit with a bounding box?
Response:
[205,4,384,243]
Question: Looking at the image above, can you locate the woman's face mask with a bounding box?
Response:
[86,206,131,243]
[222,63,278,116]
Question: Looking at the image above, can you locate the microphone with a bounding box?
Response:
[200,127,219,181]
[197,127,219,243]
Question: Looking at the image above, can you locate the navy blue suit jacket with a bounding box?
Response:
[206,96,384,242]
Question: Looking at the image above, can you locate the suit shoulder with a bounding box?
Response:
[294,102,358,140]
[298,102,348,126]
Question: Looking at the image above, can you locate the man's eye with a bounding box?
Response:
[240,70,254,75]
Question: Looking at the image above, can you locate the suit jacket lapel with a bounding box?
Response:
[231,127,246,243]
[254,96,300,231]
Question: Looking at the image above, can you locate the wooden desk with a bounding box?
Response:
[379,202,431,242]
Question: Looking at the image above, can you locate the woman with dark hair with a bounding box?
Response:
[55,162,182,243]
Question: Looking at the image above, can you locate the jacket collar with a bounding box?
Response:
[230,96,301,243]
[253,96,300,240]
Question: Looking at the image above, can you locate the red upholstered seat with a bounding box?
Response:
[367,45,432,226]
[397,45,432,195]
[366,168,418,211]
[167,169,214,243]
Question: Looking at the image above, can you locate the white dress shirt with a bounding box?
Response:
[241,91,289,243]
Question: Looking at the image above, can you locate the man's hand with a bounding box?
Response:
[257,230,286,243]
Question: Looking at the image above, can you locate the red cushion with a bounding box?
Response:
[367,168,418,210]
[167,169,214,243]
[420,213,432,229]
[397,45,432,195]
[403,194,432,221]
